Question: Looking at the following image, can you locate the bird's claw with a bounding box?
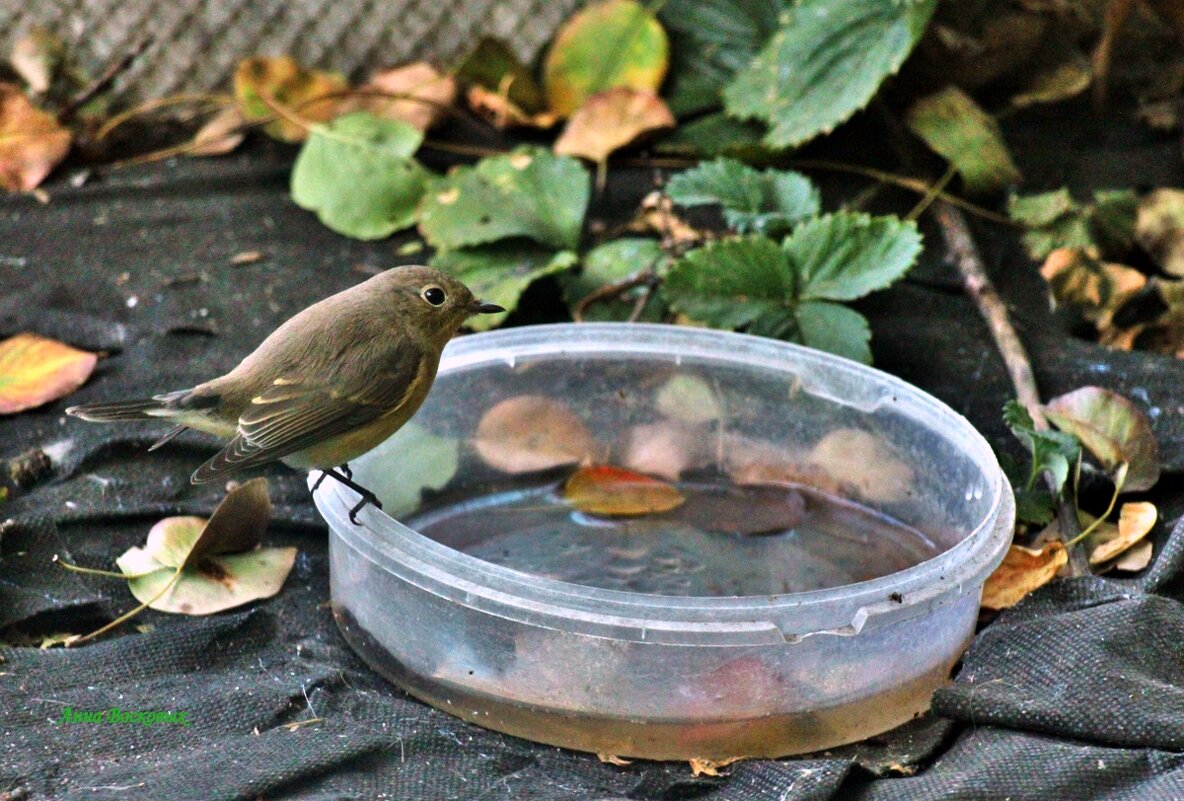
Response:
[347,490,382,525]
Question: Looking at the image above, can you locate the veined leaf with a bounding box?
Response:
[785,212,922,302]
[666,158,819,236]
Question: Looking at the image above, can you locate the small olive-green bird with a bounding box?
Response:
[67,266,503,521]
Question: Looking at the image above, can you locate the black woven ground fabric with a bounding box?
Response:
[5,104,1184,800]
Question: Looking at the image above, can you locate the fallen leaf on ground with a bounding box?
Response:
[905,85,1021,195]
[1042,386,1159,492]
[230,250,264,265]
[807,428,914,504]
[544,0,669,117]
[1010,36,1092,109]
[1039,247,1146,328]
[689,756,744,777]
[234,56,348,142]
[340,62,456,131]
[466,85,559,129]
[10,28,64,94]
[455,37,548,113]
[1136,189,1184,277]
[597,753,633,766]
[554,88,674,165]
[1112,539,1154,572]
[190,106,246,156]
[981,541,1067,610]
[564,465,685,516]
[625,191,703,246]
[474,395,598,473]
[1088,501,1157,565]
[0,83,70,191]
[0,333,97,414]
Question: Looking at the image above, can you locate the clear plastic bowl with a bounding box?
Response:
[313,323,1014,760]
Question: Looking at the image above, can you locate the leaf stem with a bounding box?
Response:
[70,566,183,645]
[54,554,170,580]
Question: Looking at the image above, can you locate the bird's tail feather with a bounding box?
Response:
[65,399,170,422]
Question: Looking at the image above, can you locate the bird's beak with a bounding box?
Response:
[470,300,505,314]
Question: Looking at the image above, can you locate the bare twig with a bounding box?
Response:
[933,200,1089,575]
[63,36,153,118]
[572,272,652,322]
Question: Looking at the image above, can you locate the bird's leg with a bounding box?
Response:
[311,470,330,492]
[339,463,353,479]
[321,467,383,525]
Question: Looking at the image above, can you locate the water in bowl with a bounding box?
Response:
[406,474,942,597]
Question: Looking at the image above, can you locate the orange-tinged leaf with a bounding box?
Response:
[1039,247,1146,327]
[341,62,457,132]
[474,395,599,474]
[688,756,743,777]
[0,83,70,192]
[543,0,669,117]
[0,333,97,414]
[554,88,674,164]
[563,464,685,517]
[1088,501,1157,565]
[466,85,559,130]
[1112,539,1153,572]
[233,56,348,142]
[981,541,1067,610]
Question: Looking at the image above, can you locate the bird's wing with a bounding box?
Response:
[190,351,427,483]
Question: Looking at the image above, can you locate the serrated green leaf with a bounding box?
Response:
[543,0,669,117]
[663,236,793,328]
[1014,487,1056,526]
[1093,190,1138,255]
[290,112,429,240]
[563,238,666,322]
[905,85,1021,195]
[666,158,820,236]
[431,243,578,330]
[785,212,923,302]
[418,148,590,250]
[1008,188,1138,261]
[723,0,937,148]
[1003,399,1081,497]
[795,301,872,363]
[659,0,784,117]
[655,113,769,159]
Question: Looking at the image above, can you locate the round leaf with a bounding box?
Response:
[1042,387,1160,492]
[474,395,599,474]
[0,83,70,192]
[233,56,347,143]
[563,465,685,517]
[0,333,96,414]
[554,88,674,164]
[543,0,669,117]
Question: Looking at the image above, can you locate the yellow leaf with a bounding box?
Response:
[0,83,70,192]
[233,56,348,142]
[688,756,743,777]
[563,464,685,517]
[981,542,1067,610]
[1088,501,1157,565]
[0,333,97,414]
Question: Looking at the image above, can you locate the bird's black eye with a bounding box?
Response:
[421,286,446,306]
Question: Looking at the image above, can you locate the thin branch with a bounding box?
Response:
[932,200,1090,575]
[63,36,153,118]
[572,272,651,322]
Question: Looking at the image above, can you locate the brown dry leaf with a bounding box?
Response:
[233,56,348,143]
[341,62,457,132]
[0,83,70,192]
[688,756,743,777]
[0,333,97,414]
[1039,247,1146,328]
[466,85,559,130]
[597,753,633,766]
[981,541,1067,611]
[10,29,64,95]
[230,250,265,265]
[807,429,914,504]
[191,106,246,156]
[1088,501,1157,565]
[474,395,598,473]
[1136,189,1184,277]
[626,191,702,247]
[554,88,674,164]
[1112,539,1154,572]
[622,421,705,481]
[564,465,685,517]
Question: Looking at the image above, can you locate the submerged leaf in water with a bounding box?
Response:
[563,465,686,516]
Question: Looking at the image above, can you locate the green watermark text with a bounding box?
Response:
[57,706,191,726]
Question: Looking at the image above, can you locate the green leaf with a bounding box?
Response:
[1008,188,1139,261]
[655,113,769,159]
[543,0,669,117]
[1003,400,1081,497]
[354,422,460,517]
[663,236,793,329]
[658,0,784,117]
[418,148,590,250]
[454,37,546,113]
[723,0,937,148]
[1042,386,1160,492]
[666,158,820,236]
[117,545,297,616]
[785,212,923,302]
[795,301,872,363]
[431,243,578,330]
[905,85,1021,195]
[563,238,666,322]
[290,112,429,240]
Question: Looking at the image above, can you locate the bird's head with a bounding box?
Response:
[376,265,503,345]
